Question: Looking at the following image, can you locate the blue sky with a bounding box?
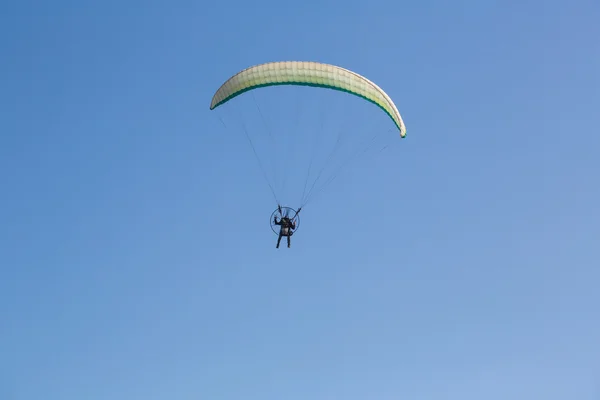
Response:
[1,0,599,399]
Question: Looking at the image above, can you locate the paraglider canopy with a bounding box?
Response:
[210,61,406,138]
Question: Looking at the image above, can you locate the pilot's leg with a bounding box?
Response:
[276,234,282,248]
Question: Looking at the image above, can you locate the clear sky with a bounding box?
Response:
[1,0,599,399]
